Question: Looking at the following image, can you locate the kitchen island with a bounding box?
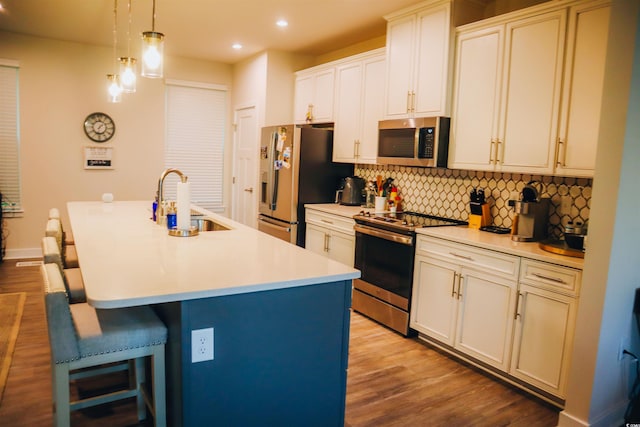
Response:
[67,201,360,427]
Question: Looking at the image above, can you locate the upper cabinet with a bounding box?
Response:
[294,66,335,124]
[333,49,386,164]
[449,0,611,177]
[383,0,484,120]
[556,0,611,176]
[384,1,452,119]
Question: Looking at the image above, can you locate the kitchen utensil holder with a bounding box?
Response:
[468,204,491,229]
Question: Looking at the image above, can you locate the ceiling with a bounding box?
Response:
[0,0,426,64]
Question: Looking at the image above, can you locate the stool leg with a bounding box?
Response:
[135,357,146,421]
[53,363,71,427]
[152,346,166,427]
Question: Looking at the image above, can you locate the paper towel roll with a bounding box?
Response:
[177,181,191,230]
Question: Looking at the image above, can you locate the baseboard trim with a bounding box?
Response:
[3,248,42,260]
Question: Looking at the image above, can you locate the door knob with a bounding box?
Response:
[244,187,254,193]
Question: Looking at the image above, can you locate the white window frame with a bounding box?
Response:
[0,59,22,215]
[164,80,227,212]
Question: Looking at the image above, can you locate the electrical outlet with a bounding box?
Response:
[561,196,572,215]
[191,327,214,363]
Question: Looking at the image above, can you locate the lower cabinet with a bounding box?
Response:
[411,236,519,371]
[411,235,581,402]
[510,259,580,398]
[305,208,355,267]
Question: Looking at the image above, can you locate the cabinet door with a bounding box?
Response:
[305,223,328,257]
[384,15,415,118]
[313,68,335,123]
[556,1,610,177]
[414,3,450,116]
[333,62,364,163]
[327,230,355,267]
[294,74,314,124]
[449,25,504,170]
[498,10,566,174]
[510,284,577,397]
[455,269,517,370]
[358,56,385,163]
[411,255,458,346]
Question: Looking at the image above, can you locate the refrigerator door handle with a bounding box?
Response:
[270,131,279,210]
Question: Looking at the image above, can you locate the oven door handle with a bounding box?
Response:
[354,224,413,246]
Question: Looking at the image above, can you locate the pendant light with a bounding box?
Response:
[107,0,122,103]
[141,0,164,78]
[118,0,136,93]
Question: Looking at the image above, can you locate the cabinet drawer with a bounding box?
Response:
[519,259,581,296]
[416,236,520,279]
[305,209,355,235]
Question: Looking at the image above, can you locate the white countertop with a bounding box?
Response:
[67,201,360,309]
[417,226,584,270]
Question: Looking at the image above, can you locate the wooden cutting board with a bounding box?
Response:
[538,239,585,258]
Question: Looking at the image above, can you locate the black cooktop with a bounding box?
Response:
[354,210,467,233]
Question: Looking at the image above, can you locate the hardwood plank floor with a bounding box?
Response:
[0,259,559,426]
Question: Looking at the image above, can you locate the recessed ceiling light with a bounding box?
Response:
[232,43,242,50]
[276,19,288,28]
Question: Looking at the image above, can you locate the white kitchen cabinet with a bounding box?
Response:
[411,236,519,370]
[333,50,385,164]
[384,1,452,118]
[294,67,335,124]
[304,208,355,267]
[510,259,581,398]
[555,0,611,177]
[449,9,566,174]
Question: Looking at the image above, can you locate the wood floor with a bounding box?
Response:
[0,259,559,426]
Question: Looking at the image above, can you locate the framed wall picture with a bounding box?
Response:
[84,146,114,169]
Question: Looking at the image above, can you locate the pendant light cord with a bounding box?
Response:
[112,0,118,73]
[127,0,132,56]
[151,0,156,31]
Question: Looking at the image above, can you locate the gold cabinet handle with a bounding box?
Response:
[451,273,458,298]
[532,272,567,284]
[457,273,463,300]
[514,292,524,320]
[556,138,566,167]
[449,252,474,262]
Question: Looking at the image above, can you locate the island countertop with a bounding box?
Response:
[67,201,360,309]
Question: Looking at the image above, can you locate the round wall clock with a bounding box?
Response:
[83,112,115,143]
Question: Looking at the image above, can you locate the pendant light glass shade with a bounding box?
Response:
[119,57,137,93]
[107,74,123,103]
[141,31,164,78]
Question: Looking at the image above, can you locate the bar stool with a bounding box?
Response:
[41,236,86,304]
[45,218,79,269]
[49,208,74,246]
[41,262,167,427]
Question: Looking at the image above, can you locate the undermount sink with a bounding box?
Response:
[191,217,230,231]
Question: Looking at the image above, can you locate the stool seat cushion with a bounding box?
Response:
[63,268,86,304]
[63,245,79,269]
[70,304,167,358]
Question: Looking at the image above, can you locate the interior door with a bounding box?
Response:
[232,106,258,228]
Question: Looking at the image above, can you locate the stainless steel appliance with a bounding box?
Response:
[335,176,365,206]
[377,117,450,167]
[258,124,353,246]
[353,211,467,336]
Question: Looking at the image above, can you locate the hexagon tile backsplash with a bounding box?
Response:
[355,165,592,239]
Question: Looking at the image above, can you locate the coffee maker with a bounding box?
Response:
[510,183,550,242]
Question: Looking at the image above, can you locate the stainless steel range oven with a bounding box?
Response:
[353,211,467,336]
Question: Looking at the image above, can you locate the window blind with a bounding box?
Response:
[165,81,226,212]
[0,62,21,213]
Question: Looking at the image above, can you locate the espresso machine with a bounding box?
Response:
[510,184,550,242]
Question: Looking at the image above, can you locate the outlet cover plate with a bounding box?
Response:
[192,327,214,363]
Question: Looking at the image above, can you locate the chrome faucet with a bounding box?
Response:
[156,168,188,225]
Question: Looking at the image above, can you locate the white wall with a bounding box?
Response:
[0,31,232,257]
[559,1,640,425]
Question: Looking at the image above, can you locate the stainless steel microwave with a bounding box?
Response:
[377,117,450,167]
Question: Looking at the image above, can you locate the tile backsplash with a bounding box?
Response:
[355,165,592,239]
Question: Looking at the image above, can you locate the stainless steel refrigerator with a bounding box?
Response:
[258,124,354,247]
